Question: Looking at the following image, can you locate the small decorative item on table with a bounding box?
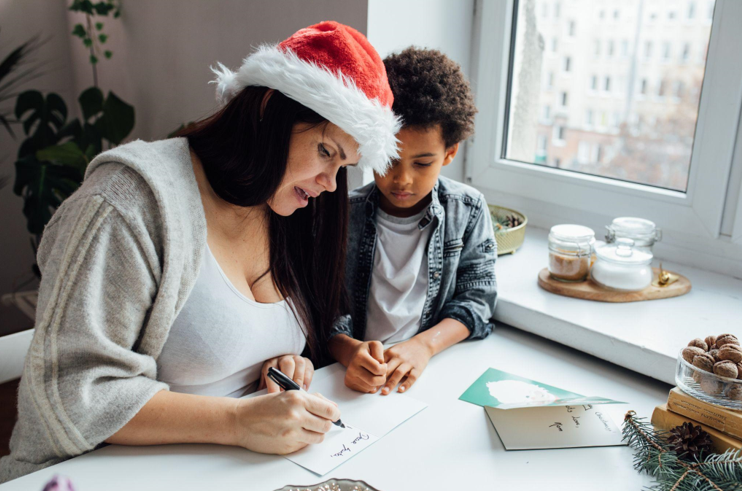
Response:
[274,479,380,491]
[547,224,595,282]
[677,334,742,410]
[489,205,527,255]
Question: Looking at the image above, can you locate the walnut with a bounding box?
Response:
[705,335,717,349]
[713,360,739,379]
[692,353,715,372]
[728,385,742,401]
[709,349,721,362]
[682,346,706,364]
[718,345,742,364]
[699,376,723,396]
[688,338,709,351]
[716,334,740,349]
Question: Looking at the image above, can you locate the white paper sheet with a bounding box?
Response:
[245,364,427,475]
[485,404,626,450]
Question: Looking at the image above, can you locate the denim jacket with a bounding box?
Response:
[331,176,498,342]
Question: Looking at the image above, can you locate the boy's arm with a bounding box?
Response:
[437,193,498,340]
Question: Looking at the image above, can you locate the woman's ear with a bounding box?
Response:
[260,89,275,120]
[442,142,460,166]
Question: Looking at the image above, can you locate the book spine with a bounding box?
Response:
[667,390,742,440]
[651,404,742,454]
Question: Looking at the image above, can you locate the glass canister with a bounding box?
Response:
[548,224,595,282]
[591,238,653,291]
[605,217,662,254]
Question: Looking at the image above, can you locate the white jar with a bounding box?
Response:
[591,238,653,291]
[605,217,662,254]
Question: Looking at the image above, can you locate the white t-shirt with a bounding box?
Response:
[157,246,306,398]
[365,207,432,344]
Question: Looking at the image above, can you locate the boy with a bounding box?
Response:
[329,47,497,395]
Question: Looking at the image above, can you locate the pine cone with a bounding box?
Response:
[667,422,713,460]
[504,214,523,228]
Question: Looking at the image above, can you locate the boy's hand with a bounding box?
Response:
[345,341,388,393]
[381,336,434,395]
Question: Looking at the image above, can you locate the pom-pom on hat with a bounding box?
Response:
[212,21,401,174]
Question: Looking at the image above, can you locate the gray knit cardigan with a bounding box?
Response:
[0,138,207,483]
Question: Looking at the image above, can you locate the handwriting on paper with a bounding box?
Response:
[595,412,612,432]
[330,431,371,458]
[549,422,564,432]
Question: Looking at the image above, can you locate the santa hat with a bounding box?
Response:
[211,21,401,174]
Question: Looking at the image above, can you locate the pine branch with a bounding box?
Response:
[622,411,742,491]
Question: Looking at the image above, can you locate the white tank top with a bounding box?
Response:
[157,246,306,398]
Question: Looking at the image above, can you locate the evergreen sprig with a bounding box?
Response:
[622,411,742,491]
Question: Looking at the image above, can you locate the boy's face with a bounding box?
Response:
[374,125,459,218]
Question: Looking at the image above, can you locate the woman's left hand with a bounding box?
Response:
[259,355,315,393]
[380,337,433,395]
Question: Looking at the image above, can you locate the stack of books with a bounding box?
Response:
[652,387,742,453]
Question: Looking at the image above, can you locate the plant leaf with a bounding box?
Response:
[93,1,114,15]
[95,22,103,30]
[78,87,104,121]
[95,91,134,145]
[36,141,88,172]
[98,33,108,43]
[15,91,67,151]
[89,54,98,64]
[72,24,87,38]
[104,50,112,59]
[13,154,83,235]
[83,38,93,48]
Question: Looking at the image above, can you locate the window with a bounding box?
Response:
[469,0,742,276]
[545,71,554,89]
[613,9,619,20]
[577,141,590,163]
[590,75,598,91]
[568,20,575,36]
[542,104,551,121]
[662,41,671,61]
[688,1,697,19]
[551,37,558,52]
[668,9,677,21]
[682,43,691,62]
[607,40,615,57]
[598,9,605,20]
[563,56,571,72]
[593,40,601,57]
[554,1,560,18]
[604,76,611,92]
[621,40,629,57]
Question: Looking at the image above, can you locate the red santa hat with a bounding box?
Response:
[212,21,401,174]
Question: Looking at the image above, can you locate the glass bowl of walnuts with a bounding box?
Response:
[676,333,742,410]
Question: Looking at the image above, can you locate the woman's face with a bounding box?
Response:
[268,122,359,216]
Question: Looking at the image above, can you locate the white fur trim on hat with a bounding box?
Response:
[211,45,401,174]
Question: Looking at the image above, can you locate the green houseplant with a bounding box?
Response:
[11,0,134,275]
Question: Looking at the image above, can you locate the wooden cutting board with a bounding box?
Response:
[537,267,691,303]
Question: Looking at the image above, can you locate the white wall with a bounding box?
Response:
[365,0,476,183]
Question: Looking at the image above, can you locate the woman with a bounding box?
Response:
[0,21,400,483]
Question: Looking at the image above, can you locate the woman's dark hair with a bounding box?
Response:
[180,87,349,364]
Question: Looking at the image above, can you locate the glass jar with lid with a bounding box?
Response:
[548,224,595,282]
[591,238,653,291]
[605,217,662,254]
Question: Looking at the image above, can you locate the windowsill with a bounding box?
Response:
[494,226,742,385]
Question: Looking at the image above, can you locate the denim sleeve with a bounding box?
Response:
[439,195,498,340]
[329,314,353,339]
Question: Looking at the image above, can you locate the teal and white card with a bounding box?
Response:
[459,368,626,410]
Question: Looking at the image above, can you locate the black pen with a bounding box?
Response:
[267,367,346,428]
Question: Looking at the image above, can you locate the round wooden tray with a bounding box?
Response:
[537,267,691,303]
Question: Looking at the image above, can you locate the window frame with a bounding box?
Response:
[466,0,742,276]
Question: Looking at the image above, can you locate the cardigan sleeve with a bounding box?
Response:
[0,193,169,482]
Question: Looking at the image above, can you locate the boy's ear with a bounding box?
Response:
[442,142,460,166]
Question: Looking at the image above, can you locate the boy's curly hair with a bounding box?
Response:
[384,47,477,148]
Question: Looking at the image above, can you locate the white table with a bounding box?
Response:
[1,325,670,491]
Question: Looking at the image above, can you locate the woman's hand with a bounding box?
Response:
[233,391,341,455]
[344,340,388,393]
[259,355,314,393]
[381,336,434,395]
